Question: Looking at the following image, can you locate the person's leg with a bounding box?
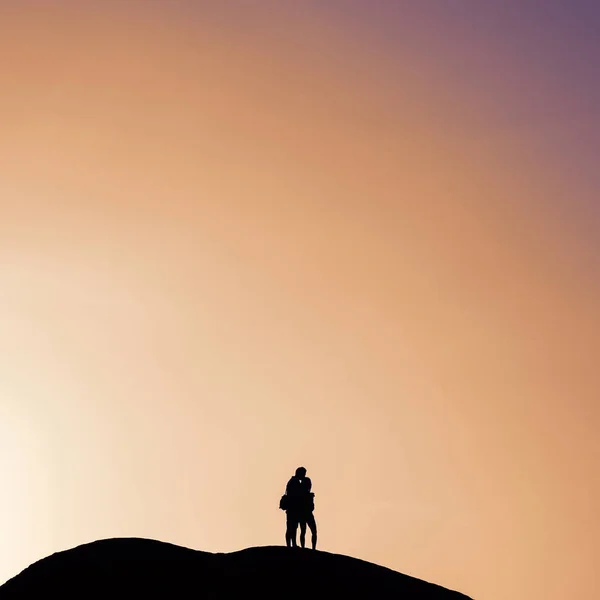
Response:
[292,515,299,547]
[307,514,317,549]
[299,520,307,548]
[286,513,296,547]
[286,512,298,547]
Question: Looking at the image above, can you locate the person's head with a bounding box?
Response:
[295,466,307,479]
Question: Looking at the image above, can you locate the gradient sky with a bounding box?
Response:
[1,2,599,599]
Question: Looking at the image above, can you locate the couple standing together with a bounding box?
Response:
[280,466,317,549]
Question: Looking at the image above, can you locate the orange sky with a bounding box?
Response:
[1,3,598,599]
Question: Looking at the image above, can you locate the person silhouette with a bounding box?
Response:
[297,473,317,550]
[282,466,317,549]
[282,467,302,547]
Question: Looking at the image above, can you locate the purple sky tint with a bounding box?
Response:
[314,0,600,265]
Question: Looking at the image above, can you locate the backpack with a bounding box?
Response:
[279,494,289,510]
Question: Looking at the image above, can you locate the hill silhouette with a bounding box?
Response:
[0,537,472,599]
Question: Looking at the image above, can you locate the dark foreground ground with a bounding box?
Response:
[0,538,473,599]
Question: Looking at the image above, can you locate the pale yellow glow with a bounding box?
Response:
[0,3,598,600]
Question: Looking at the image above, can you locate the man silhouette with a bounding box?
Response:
[283,466,317,549]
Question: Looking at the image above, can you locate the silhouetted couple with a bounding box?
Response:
[280,466,317,549]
